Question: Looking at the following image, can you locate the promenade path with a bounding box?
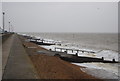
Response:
[2,34,38,79]
[2,34,14,74]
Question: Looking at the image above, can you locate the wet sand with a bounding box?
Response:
[19,35,103,80]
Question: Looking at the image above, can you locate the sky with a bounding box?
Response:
[2,2,118,33]
[0,2,2,29]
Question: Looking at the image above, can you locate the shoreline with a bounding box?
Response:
[19,34,103,80]
[19,33,118,62]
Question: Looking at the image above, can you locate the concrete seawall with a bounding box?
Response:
[2,34,13,43]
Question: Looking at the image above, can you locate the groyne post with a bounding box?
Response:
[76,50,79,54]
[101,57,104,61]
[72,50,73,53]
[55,47,56,51]
[41,39,43,43]
[49,49,52,51]
[60,48,62,52]
[64,49,67,54]
[112,58,115,62]
[82,51,84,53]
[75,53,78,57]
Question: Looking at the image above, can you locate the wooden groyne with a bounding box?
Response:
[53,48,118,63]
[54,47,95,54]
[23,35,55,45]
[60,55,117,63]
[22,34,118,63]
[53,51,118,63]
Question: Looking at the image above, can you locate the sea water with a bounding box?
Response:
[21,32,118,51]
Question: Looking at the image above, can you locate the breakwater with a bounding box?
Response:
[21,34,118,63]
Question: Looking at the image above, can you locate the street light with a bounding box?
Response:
[9,21,10,32]
[11,24,14,32]
[3,12,5,33]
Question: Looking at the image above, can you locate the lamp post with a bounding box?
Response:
[9,21,10,32]
[3,12,5,33]
[11,24,14,32]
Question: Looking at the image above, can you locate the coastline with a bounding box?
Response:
[18,33,119,79]
[19,34,103,80]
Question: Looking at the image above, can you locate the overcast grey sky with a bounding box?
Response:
[0,2,2,29]
[2,2,118,33]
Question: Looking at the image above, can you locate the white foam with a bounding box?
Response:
[96,50,118,61]
[72,62,119,79]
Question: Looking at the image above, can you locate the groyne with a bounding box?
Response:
[22,34,118,63]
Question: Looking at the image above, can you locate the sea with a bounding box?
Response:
[21,32,118,51]
[19,32,119,79]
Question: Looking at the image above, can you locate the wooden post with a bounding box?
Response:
[72,50,73,53]
[82,51,84,53]
[41,39,43,43]
[75,53,78,57]
[101,57,104,60]
[64,49,67,53]
[55,48,56,51]
[77,50,79,54]
[112,58,115,62]
[49,49,52,51]
[60,48,62,52]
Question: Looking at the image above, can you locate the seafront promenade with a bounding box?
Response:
[2,34,38,79]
